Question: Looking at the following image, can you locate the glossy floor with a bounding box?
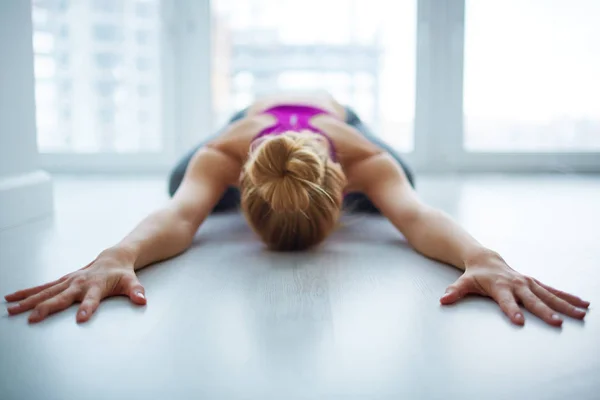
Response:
[1,174,599,400]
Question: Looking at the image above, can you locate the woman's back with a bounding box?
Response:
[203,93,384,191]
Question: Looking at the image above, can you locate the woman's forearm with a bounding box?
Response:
[401,206,492,270]
[104,208,198,271]
[103,150,238,270]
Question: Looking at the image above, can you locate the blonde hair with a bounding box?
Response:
[241,131,346,251]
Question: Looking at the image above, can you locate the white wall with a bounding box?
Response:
[0,1,39,177]
[0,1,53,229]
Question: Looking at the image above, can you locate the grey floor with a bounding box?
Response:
[1,174,599,400]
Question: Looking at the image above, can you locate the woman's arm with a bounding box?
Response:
[354,153,590,327]
[5,147,241,323]
[352,153,485,268]
[114,147,241,270]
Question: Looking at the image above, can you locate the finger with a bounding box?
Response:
[6,281,69,315]
[440,277,471,305]
[4,275,69,302]
[76,286,103,323]
[5,259,96,302]
[516,287,563,327]
[121,274,146,305]
[533,279,590,309]
[491,287,524,325]
[530,283,586,320]
[29,286,81,323]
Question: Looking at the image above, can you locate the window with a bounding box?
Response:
[464,0,600,152]
[136,57,152,71]
[138,84,152,96]
[135,1,155,18]
[32,32,54,54]
[136,30,150,45]
[92,0,123,13]
[29,0,598,171]
[98,108,116,124]
[138,110,149,123]
[95,53,121,69]
[211,0,417,151]
[32,0,163,154]
[34,56,56,79]
[59,80,72,94]
[56,53,69,69]
[96,80,118,97]
[93,24,123,42]
[34,0,70,11]
[32,6,49,29]
[59,25,69,38]
[61,108,71,120]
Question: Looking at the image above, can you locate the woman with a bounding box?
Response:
[5,94,590,326]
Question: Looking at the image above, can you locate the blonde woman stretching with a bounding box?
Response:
[5,94,590,326]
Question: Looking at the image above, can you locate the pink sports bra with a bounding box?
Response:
[252,104,337,161]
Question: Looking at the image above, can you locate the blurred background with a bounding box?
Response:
[27,0,600,172]
[1,0,599,229]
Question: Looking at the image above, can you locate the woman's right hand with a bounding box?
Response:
[4,248,146,324]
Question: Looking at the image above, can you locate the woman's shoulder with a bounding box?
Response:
[204,114,274,162]
[312,117,382,160]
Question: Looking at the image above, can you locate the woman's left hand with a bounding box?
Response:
[440,251,590,326]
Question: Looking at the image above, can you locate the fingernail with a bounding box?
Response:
[551,314,562,321]
[136,292,145,299]
[7,305,18,312]
[515,313,523,322]
[29,310,40,320]
[79,310,87,318]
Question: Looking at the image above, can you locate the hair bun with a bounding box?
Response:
[246,133,326,212]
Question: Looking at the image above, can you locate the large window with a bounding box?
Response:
[211,0,416,151]
[28,0,600,172]
[32,0,162,154]
[464,0,600,152]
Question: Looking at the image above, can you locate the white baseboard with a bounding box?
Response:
[0,170,54,230]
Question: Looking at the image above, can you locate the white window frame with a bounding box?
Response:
[376,0,599,173]
[39,0,193,174]
[41,0,600,173]
[438,0,600,173]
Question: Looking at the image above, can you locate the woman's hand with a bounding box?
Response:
[4,248,146,324]
[440,251,590,327]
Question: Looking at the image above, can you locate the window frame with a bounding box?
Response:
[38,0,184,173]
[438,0,600,173]
[39,0,600,173]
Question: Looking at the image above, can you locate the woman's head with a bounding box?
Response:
[241,131,346,251]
